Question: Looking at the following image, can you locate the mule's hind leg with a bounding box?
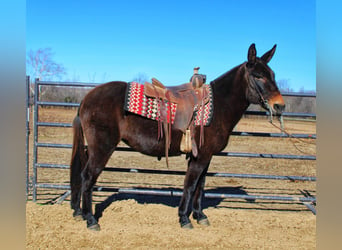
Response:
[80,147,114,230]
[70,116,88,219]
[70,173,83,219]
[80,126,119,230]
[70,158,83,218]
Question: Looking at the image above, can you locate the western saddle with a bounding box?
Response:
[144,67,210,167]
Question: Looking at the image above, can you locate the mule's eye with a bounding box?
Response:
[253,73,263,79]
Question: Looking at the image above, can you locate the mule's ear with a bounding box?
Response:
[247,43,256,65]
[261,44,277,63]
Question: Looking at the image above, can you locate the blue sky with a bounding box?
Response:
[26,0,316,91]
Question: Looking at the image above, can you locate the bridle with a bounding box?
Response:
[248,71,315,155]
[248,72,285,131]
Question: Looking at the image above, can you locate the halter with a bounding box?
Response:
[249,74,284,132]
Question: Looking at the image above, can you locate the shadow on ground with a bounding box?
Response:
[94,186,250,221]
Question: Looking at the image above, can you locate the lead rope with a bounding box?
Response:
[267,109,316,155]
[251,77,315,155]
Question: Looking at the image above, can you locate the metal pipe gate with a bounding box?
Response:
[26,78,316,213]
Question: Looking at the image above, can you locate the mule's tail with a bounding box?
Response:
[70,114,87,210]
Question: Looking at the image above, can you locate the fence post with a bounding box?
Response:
[26,76,30,200]
[32,78,39,202]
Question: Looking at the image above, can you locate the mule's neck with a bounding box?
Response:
[211,63,250,135]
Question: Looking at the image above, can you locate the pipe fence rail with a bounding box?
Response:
[26,78,316,214]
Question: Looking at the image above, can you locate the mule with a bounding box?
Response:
[70,43,285,230]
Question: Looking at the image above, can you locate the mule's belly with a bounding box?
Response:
[121,137,183,157]
[122,138,183,157]
[121,115,184,157]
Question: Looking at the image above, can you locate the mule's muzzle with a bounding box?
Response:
[268,94,285,115]
[273,103,285,114]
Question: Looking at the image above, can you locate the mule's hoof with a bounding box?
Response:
[73,210,83,221]
[73,215,84,221]
[87,223,101,231]
[197,218,210,226]
[181,222,194,229]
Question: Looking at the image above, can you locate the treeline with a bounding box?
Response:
[29,85,316,114]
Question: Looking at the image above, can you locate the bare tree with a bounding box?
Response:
[132,72,149,84]
[27,48,67,99]
[26,48,66,81]
[277,79,293,93]
[88,72,97,83]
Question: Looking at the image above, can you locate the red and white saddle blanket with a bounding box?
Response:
[124,82,213,126]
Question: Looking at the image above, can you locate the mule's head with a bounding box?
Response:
[245,43,285,115]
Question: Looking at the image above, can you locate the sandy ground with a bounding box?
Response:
[26,108,316,249]
[26,200,315,249]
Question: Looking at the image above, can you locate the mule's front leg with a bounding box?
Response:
[178,184,196,228]
[178,158,209,228]
[192,173,210,226]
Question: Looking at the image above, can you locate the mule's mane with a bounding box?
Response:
[210,62,246,86]
[209,62,248,97]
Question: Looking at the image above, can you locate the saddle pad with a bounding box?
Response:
[124,82,214,126]
[193,84,214,126]
[124,82,177,124]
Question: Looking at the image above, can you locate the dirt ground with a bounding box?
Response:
[26,108,316,249]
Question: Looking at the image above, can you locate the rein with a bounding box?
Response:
[248,72,315,155]
[268,118,316,155]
